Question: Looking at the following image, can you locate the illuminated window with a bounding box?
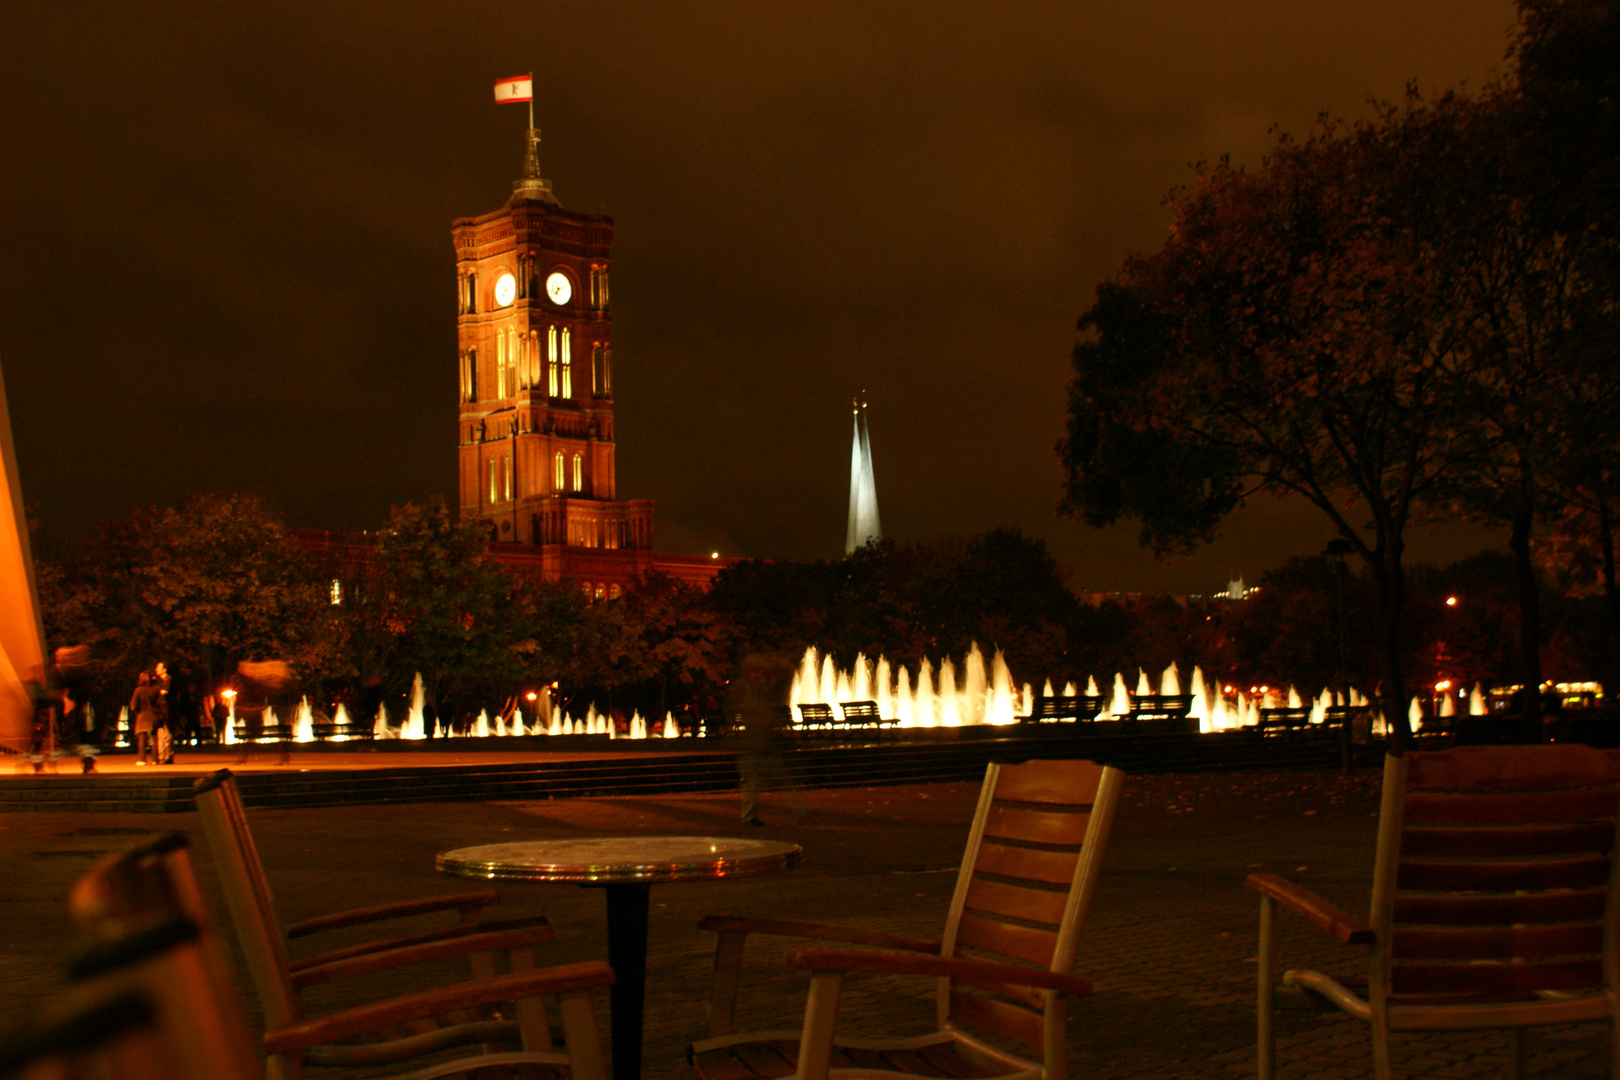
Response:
[561,328,572,397]
[488,459,498,503]
[329,579,343,606]
[527,331,539,389]
[594,585,605,601]
[603,348,612,396]
[466,272,477,314]
[554,451,564,492]
[495,331,506,398]
[581,581,592,599]
[503,454,512,501]
[547,327,559,396]
[572,452,583,492]
[608,583,621,600]
[467,349,478,402]
[592,344,602,396]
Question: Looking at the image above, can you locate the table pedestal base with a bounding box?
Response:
[603,882,650,1080]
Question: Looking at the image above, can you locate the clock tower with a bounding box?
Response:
[454,129,653,565]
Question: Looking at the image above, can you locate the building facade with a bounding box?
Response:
[449,139,724,596]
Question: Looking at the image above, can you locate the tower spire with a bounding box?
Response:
[845,396,882,554]
[512,88,556,204]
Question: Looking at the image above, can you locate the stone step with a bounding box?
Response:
[0,731,1350,813]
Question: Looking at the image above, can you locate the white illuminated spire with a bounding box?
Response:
[846,398,882,554]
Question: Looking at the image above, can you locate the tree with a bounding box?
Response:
[40,493,335,713]
[362,498,523,719]
[1059,108,1473,748]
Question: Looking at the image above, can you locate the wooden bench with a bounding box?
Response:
[1027,695,1107,722]
[796,703,834,730]
[839,701,891,729]
[312,719,373,742]
[1130,695,1192,719]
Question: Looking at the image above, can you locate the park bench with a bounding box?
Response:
[1256,706,1311,736]
[1129,694,1192,719]
[312,717,373,742]
[1026,694,1106,722]
[796,703,834,731]
[838,700,891,729]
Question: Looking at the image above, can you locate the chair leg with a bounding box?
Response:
[1371,1022,1392,1080]
[796,971,843,1080]
[1257,894,1275,1080]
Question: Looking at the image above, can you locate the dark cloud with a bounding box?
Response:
[1,0,1514,589]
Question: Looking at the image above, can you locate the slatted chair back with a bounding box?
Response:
[193,768,304,1028]
[66,834,262,1080]
[1373,745,1620,1013]
[937,759,1123,1064]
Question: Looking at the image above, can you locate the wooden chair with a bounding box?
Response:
[1248,744,1620,1080]
[70,832,614,1080]
[191,770,581,1076]
[692,758,1124,1080]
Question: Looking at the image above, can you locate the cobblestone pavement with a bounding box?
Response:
[0,765,1610,1078]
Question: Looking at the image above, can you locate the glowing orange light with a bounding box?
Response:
[221,689,237,701]
[710,551,719,559]
[1435,680,1452,692]
[1446,596,1458,607]
[526,691,538,702]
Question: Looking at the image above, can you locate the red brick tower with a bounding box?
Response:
[454,132,653,564]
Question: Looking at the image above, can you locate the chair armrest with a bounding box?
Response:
[788,948,1092,997]
[1245,873,1372,945]
[287,915,551,973]
[265,961,614,1055]
[285,889,500,939]
[291,923,555,990]
[699,915,939,955]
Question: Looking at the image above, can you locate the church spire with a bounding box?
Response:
[846,397,882,554]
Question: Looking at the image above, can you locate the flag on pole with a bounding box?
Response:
[494,75,533,104]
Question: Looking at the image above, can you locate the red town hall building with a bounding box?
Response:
[298,135,724,598]
[453,137,723,596]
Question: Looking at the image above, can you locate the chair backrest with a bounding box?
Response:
[193,768,303,1027]
[938,759,1124,1060]
[1372,745,1620,1003]
[65,834,262,1080]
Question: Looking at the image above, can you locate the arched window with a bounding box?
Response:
[561,329,572,398]
[528,331,539,389]
[547,327,559,397]
[503,454,512,501]
[466,272,477,314]
[603,347,612,396]
[591,344,602,396]
[467,349,478,402]
[554,451,564,493]
[488,458,498,504]
[572,452,583,493]
[608,583,621,600]
[594,585,605,601]
[495,332,506,398]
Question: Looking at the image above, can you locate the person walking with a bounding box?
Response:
[129,671,160,766]
[54,645,97,774]
[724,651,804,826]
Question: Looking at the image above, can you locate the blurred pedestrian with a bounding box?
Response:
[129,671,160,766]
[724,651,804,826]
[54,645,97,774]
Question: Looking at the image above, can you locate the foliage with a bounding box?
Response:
[39,493,335,712]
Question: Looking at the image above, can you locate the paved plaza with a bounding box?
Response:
[0,763,1610,1078]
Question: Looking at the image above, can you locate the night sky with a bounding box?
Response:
[3,1,1514,592]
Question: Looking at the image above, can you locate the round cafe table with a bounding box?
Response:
[437,836,802,1080]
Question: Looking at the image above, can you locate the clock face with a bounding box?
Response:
[493,272,517,308]
[545,271,572,306]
